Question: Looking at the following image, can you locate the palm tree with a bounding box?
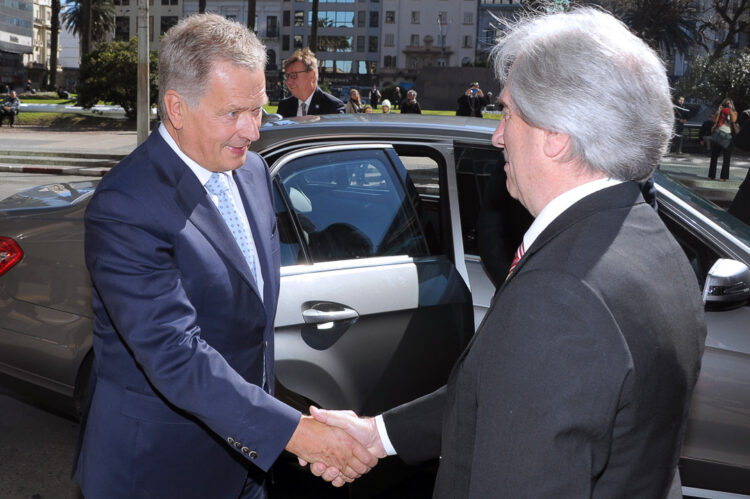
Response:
[592,0,702,57]
[48,0,60,89]
[62,0,116,44]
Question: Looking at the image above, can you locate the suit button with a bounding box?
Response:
[234,441,242,449]
[249,450,258,459]
[241,446,250,454]
[227,437,235,445]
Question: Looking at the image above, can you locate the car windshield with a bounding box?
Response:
[0,181,98,212]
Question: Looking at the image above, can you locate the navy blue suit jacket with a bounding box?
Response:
[76,130,301,498]
[277,87,345,117]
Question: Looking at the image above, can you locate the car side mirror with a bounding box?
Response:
[702,258,750,308]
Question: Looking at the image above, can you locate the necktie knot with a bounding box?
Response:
[507,242,525,279]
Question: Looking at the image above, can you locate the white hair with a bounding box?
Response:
[491,7,673,180]
[158,13,267,122]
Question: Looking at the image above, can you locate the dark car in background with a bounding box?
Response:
[1,114,749,497]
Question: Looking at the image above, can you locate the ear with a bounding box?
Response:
[542,130,570,160]
[163,90,185,130]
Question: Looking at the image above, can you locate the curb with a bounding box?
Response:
[0,164,110,177]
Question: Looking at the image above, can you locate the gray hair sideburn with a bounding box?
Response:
[158,13,267,124]
[491,7,673,181]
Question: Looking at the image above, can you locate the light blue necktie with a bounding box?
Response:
[205,172,264,297]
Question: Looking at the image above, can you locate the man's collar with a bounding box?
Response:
[523,178,623,252]
[158,123,213,186]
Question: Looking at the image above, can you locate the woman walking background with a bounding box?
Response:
[345,88,363,114]
[708,98,739,181]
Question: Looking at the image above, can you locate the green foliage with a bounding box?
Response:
[62,0,116,42]
[676,49,750,112]
[77,39,159,120]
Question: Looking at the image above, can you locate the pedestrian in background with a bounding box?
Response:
[277,48,345,117]
[393,86,402,110]
[380,99,391,114]
[456,82,488,118]
[369,84,381,110]
[362,105,373,113]
[345,88,363,114]
[699,114,716,156]
[672,96,688,154]
[401,90,421,114]
[0,90,20,127]
[708,97,738,181]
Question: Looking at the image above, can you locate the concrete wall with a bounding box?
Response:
[414,67,499,111]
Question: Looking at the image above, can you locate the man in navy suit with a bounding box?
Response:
[306,8,706,498]
[277,48,345,118]
[75,14,375,499]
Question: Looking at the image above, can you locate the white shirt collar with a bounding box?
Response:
[522,177,623,252]
[158,123,213,187]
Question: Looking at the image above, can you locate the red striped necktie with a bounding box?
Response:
[507,242,525,279]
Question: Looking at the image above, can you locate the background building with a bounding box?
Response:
[0,0,34,89]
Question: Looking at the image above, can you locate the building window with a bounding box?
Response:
[310,11,355,28]
[319,36,353,52]
[115,16,129,41]
[282,35,290,50]
[410,57,418,70]
[267,16,278,38]
[384,55,395,68]
[410,34,419,46]
[357,10,365,27]
[113,0,130,5]
[368,36,378,52]
[283,10,290,26]
[384,33,394,47]
[463,35,472,48]
[160,16,178,35]
[463,12,473,24]
[294,35,304,48]
[385,11,395,23]
[294,11,304,27]
[356,35,365,52]
[411,11,419,24]
[267,49,277,69]
[369,11,378,27]
[438,11,447,24]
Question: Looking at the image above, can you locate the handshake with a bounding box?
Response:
[284,406,386,487]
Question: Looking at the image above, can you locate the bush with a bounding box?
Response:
[77,38,158,120]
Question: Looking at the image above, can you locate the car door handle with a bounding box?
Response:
[302,303,359,324]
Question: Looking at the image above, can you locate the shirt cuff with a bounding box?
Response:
[375,414,397,456]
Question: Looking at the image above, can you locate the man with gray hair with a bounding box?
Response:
[306,8,706,497]
[75,13,375,498]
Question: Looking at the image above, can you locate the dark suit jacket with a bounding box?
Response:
[384,182,706,498]
[456,94,488,117]
[277,87,345,117]
[75,130,301,498]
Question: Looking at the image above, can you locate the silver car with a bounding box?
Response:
[1,114,749,497]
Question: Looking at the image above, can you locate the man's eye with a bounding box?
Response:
[228,111,238,119]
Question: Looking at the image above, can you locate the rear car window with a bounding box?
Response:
[0,182,98,212]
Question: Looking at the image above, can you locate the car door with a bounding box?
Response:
[268,144,473,416]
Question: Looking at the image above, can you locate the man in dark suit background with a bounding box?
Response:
[305,8,707,498]
[75,14,374,499]
[277,48,345,118]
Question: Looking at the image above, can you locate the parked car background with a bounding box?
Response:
[1,114,749,497]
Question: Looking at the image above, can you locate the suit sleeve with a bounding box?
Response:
[84,188,300,472]
[382,385,446,464]
[465,269,631,497]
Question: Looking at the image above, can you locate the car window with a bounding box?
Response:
[0,181,98,212]
[275,148,428,264]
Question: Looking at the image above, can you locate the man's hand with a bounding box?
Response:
[298,406,388,487]
[285,415,378,487]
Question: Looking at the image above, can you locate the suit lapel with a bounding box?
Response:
[449,181,643,377]
[147,131,263,300]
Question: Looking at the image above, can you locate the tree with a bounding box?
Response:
[62,0,115,44]
[591,0,702,57]
[676,49,750,111]
[77,38,159,119]
[48,0,60,89]
[697,0,750,61]
[310,0,319,52]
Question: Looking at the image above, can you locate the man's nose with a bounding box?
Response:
[237,112,261,142]
[492,119,505,149]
